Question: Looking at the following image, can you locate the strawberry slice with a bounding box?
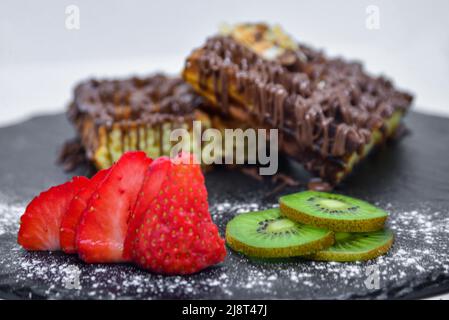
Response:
[76,151,152,263]
[123,156,171,260]
[132,153,226,274]
[60,168,110,253]
[18,176,90,251]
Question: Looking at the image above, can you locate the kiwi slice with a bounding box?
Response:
[225,208,334,258]
[307,229,394,262]
[279,191,388,232]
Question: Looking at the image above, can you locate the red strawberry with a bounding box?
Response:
[131,152,226,275]
[76,151,152,263]
[123,156,171,260]
[60,168,110,253]
[18,176,90,251]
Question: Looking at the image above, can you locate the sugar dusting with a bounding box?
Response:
[0,200,24,236]
[1,193,448,299]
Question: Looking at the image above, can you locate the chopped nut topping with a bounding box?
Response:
[219,23,299,59]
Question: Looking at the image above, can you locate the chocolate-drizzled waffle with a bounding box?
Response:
[183,23,413,184]
[68,74,216,169]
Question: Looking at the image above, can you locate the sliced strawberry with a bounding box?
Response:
[18,176,90,251]
[132,152,226,274]
[60,168,111,254]
[123,156,171,260]
[76,151,152,263]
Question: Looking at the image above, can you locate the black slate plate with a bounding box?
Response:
[0,111,448,300]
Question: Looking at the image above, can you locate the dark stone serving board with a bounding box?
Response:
[0,111,448,300]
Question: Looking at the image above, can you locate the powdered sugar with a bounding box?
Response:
[0,196,24,236]
[1,195,448,299]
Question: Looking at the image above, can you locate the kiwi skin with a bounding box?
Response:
[225,227,335,259]
[307,234,394,262]
[279,201,387,233]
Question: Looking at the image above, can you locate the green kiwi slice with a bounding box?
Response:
[279,191,388,232]
[307,229,394,262]
[225,208,334,258]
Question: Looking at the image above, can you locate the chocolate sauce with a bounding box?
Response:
[57,138,88,172]
[188,35,413,163]
[307,178,333,192]
[71,74,204,126]
[68,74,211,167]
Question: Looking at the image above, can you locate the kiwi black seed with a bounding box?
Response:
[225,208,334,258]
[307,229,394,262]
[279,191,388,232]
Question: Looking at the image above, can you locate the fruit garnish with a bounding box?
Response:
[131,152,226,274]
[76,151,152,263]
[307,229,394,262]
[279,191,388,232]
[17,176,90,250]
[123,156,171,260]
[60,168,110,253]
[226,208,334,258]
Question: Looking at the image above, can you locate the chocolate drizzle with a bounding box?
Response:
[70,74,204,126]
[68,74,210,167]
[57,138,89,172]
[186,35,413,163]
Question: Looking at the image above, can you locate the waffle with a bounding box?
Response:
[68,74,216,169]
[183,23,413,184]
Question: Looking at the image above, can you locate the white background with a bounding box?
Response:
[1,0,448,127]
